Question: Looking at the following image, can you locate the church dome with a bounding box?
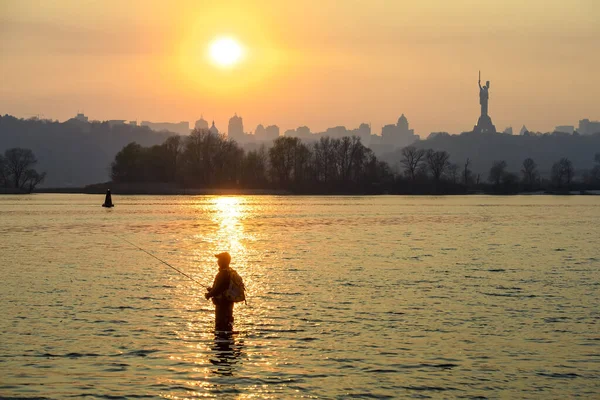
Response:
[209,121,219,134]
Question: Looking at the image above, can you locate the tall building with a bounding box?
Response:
[381,114,418,148]
[254,124,280,142]
[324,126,347,139]
[352,123,371,141]
[66,112,88,123]
[228,113,244,141]
[554,125,574,134]
[295,126,312,139]
[283,126,313,140]
[579,119,600,135]
[265,125,280,141]
[254,124,266,140]
[74,113,88,123]
[195,116,209,130]
[107,120,127,128]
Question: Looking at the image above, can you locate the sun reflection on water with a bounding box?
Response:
[210,196,247,258]
[168,196,258,395]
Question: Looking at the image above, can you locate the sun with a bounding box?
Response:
[209,37,244,68]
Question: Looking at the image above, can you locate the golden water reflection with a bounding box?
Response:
[3,195,600,398]
[172,196,258,393]
[210,196,247,258]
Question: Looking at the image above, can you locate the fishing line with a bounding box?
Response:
[117,235,203,286]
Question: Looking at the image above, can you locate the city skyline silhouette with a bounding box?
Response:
[1,1,598,135]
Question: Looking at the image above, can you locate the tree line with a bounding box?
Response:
[110,129,600,194]
[0,148,46,193]
[111,130,392,193]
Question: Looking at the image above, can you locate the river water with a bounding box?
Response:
[0,194,599,399]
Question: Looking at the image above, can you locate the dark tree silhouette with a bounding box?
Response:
[5,148,36,188]
[313,136,338,184]
[178,129,242,187]
[0,155,7,187]
[488,160,507,186]
[105,134,599,195]
[1,148,46,192]
[521,158,538,190]
[551,157,574,188]
[562,157,575,186]
[24,169,46,193]
[241,147,269,187]
[426,150,450,183]
[161,135,182,182]
[447,163,459,184]
[463,158,472,186]
[399,146,426,182]
[111,142,145,183]
[590,153,600,184]
[502,172,519,190]
[269,137,308,187]
[106,133,395,194]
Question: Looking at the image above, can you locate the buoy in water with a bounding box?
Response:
[102,189,114,208]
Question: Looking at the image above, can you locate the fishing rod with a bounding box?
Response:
[117,235,203,286]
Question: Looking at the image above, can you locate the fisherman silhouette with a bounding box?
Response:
[205,252,245,331]
[102,189,114,208]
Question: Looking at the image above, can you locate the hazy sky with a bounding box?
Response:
[1,0,599,136]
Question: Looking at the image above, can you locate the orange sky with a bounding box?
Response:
[1,0,599,136]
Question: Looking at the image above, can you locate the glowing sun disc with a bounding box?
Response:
[209,37,243,67]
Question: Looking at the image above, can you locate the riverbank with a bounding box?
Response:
[25,188,600,196]
[6,180,600,196]
[34,182,292,195]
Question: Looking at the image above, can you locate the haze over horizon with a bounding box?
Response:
[1,0,599,136]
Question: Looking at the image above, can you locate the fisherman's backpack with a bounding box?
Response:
[224,268,246,303]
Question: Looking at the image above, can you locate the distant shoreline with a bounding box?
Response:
[3,180,599,196]
[33,186,293,196]
[15,185,600,196]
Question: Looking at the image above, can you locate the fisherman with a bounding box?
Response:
[205,252,238,331]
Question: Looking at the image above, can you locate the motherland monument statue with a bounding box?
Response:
[473,71,497,134]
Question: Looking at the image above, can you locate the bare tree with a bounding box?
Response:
[426,149,450,182]
[591,153,600,184]
[551,157,574,188]
[163,135,182,182]
[463,158,472,186]
[400,146,425,181]
[447,163,460,184]
[269,136,309,186]
[24,169,46,193]
[521,158,538,189]
[0,155,6,187]
[4,148,38,189]
[313,136,337,183]
[242,146,269,187]
[488,160,507,186]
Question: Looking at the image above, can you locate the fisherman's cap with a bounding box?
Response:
[214,252,231,264]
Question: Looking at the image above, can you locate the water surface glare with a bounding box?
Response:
[1,194,599,398]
